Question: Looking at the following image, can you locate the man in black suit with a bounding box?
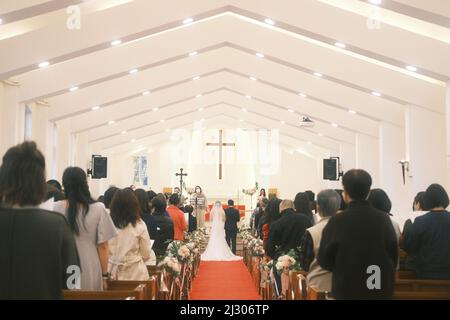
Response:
[224,199,241,254]
[318,169,398,299]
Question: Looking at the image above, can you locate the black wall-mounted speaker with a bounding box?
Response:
[323,158,338,180]
[92,156,107,179]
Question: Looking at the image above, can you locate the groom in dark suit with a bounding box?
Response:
[224,200,241,254]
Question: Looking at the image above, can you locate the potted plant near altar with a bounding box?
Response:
[242,182,259,209]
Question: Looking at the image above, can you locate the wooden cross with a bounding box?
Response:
[206,129,236,180]
[175,168,187,195]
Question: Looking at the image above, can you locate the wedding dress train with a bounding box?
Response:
[201,202,242,261]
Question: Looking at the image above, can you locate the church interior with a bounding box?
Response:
[1,0,450,302]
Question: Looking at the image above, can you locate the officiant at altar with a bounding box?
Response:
[191,186,207,228]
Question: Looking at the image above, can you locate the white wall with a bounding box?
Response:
[406,105,447,194]
[379,122,408,215]
[356,133,380,186]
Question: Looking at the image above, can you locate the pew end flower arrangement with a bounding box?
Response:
[275,249,302,275]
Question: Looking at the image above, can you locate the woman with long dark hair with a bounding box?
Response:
[294,192,315,225]
[109,189,152,280]
[262,198,282,250]
[134,189,157,239]
[54,167,117,291]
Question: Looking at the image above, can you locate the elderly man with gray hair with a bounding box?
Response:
[299,189,341,293]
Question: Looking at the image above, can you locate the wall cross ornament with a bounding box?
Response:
[399,160,410,185]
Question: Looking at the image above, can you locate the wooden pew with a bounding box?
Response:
[399,249,407,270]
[306,286,327,300]
[63,284,146,300]
[395,279,450,292]
[398,270,415,280]
[297,272,308,300]
[279,270,309,300]
[147,265,163,300]
[107,277,157,300]
[394,291,450,300]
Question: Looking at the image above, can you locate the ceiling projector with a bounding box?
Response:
[299,116,315,127]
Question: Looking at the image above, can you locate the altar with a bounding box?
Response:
[205,203,246,221]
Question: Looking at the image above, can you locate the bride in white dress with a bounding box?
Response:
[201,201,242,261]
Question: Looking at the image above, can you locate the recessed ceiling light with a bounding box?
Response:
[335,42,346,48]
[314,72,323,77]
[91,106,100,111]
[189,51,198,57]
[331,123,339,128]
[348,109,357,114]
[143,91,150,95]
[288,109,295,113]
[108,120,116,125]
[193,76,200,80]
[264,18,275,25]
[129,69,138,74]
[196,94,203,98]
[69,86,79,92]
[160,119,165,123]
[245,95,252,99]
[152,107,159,112]
[183,18,193,24]
[38,61,50,68]
[372,91,381,97]
[318,133,324,137]
[111,40,122,46]
[299,92,307,98]
[121,130,127,134]
[256,52,264,58]
[239,119,244,122]
[249,76,257,81]
[280,120,286,124]
[242,108,247,112]
[406,65,417,72]
[368,0,382,4]
[198,108,204,112]
[131,139,136,143]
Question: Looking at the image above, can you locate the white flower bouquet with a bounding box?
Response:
[249,238,265,257]
[158,256,181,277]
[166,240,192,263]
[275,250,301,274]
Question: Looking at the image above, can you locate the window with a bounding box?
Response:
[24,105,32,140]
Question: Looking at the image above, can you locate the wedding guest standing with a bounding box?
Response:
[403,184,450,279]
[108,189,151,280]
[151,195,174,256]
[167,194,187,240]
[134,189,157,240]
[318,169,398,299]
[299,190,341,293]
[54,167,117,291]
[191,186,207,228]
[0,142,79,299]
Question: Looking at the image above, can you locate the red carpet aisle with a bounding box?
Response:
[190,261,261,300]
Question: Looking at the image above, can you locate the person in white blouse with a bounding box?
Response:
[108,189,152,281]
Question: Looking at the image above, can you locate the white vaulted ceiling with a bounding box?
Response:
[1,0,449,154]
